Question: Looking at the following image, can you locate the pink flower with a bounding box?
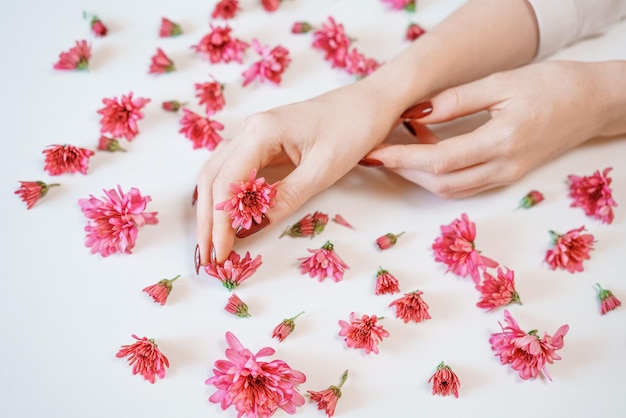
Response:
[476,267,522,311]
[428,361,460,398]
[338,312,389,354]
[568,167,617,224]
[272,311,305,342]
[192,24,249,64]
[291,21,314,34]
[280,211,329,238]
[148,48,175,74]
[178,108,224,150]
[206,331,306,416]
[225,292,251,317]
[344,48,381,79]
[596,283,621,315]
[53,40,91,70]
[518,190,544,209]
[388,290,431,323]
[78,185,158,257]
[405,22,426,41]
[381,0,416,11]
[212,0,241,19]
[332,214,354,229]
[204,250,263,290]
[312,17,351,68]
[307,370,348,417]
[85,13,108,37]
[195,76,226,115]
[432,213,498,284]
[97,136,126,152]
[215,168,279,230]
[376,231,404,250]
[142,275,179,305]
[162,100,185,112]
[97,92,151,141]
[261,0,282,12]
[242,39,291,87]
[42,144,94,176]
[375,267,400,295]
[159,17,182,37]
[489,309,569,380]
[15,181,60,209]
[116,335,169,384]
[299,241,350,282]
[545,226,595,273]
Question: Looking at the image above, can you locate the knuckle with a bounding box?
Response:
[241,112,278,136]
[429,157,451,174]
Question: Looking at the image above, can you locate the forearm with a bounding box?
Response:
[593,60,626,137]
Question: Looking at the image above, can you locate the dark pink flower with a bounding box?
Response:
[489,309,569,380]
[162,100,185,112]
[344,48,381,79]
[142,275,179,306]
[405,22,426,41]
[53,40,91,70]
[178,108,224,150]
[432,213,498,284]
[215,168,279,230]
[308,370,348,417]
[195,76,226,115]
[292,21,314,34]
[212,0,241,19]
[428,361,460,398]
[42,144,94,176]
[15,181,60,209]
[242,39,291,87]
[518,190,544,209]
[568,167,617,224]
[261,0,282,12]
[204,250,263,290]
[206,332,306,415]
[272,311,305,342]
[159,17,182,37]
[97,92,151,141]
[225,292,251,317]
[280,211,329,238]
[85,13,108,37]
[78,185,158,257]
[476,267,522,311]
[332,214,354,229]
[116,335,169,384]
[376,231,404,250]
[312,17,351,68]
[388,290,431,323]
[192,24,249,64]
[545,226,595,273]
[299,241,350,282]
[97,136,126,152]
[596,283,621,315]
[375,267,400,295]
[148,48,175,74]
[338,312,389,355]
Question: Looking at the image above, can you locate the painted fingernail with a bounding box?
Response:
[401,101,433,119]
[194,244,201,275]
[210,243,217,264]
[192,185,198,206]
[235,215,271,238]
[358,158,384,167]
[403,120,417,136]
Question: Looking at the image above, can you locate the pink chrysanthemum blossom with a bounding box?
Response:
[178,108,224,150]
[518,190,544,209]
[375,267,400,295]
[280,211,329,238]
[299,241,350,282]
[159,17,182,37]
[332,214,354,229]
[195,76,226,116]
[42,144,95,176]
[206,332,306,416]
[344,48,381,79]
[272,311,305,342]
[428,361,460,398]
[405,22,426,41]
[142,275,179,306]
[212,0,241,19]
[375,231,404,250]
[312,17,351,68]
[381,0,416,12]
[476,267,522,311]
[308,370,348,417]
[568,167,617,224]
[192,24,249,64]
[596,283,621,315]
[432,213,498,284]
[489,309,569,381]
[204,250,263,290]
[215,168,279,230]
[292,21,314,34]
[338,312,389,355]
[162,100,185,112]
[78,185,159,257]
[97,136,126,152]
[116,334,169,384]
[84,13,108,37]
[545,226,595,273]
[242,39,291,87]
[388,290,431,323]
[225,292,251,317]
[15,181,60,209]
[261,0,284,12]
[97,92,151,141]
[148,48,175,74]
[53,40,91,70]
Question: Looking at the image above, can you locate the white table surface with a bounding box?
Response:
[1,1,625,417]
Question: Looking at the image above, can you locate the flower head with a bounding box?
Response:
[272,311,305,342]
[308,370,348,417]
[518,190,544,209]
[568,167,617,224]
[332,214,354,229]
[299,241,350,282]
[405,22,426,41]
[344,48,381,79]
[178,108,224,150]
[280,211,329,238]
[338,312,388,354]
[84,13,108,37]
[261,0,282,12]
[476,267,522,311]
[192,24,249,64]
[78,185,158,257]
[15,181,60,209]
[97,136,126,152]
[212,0,241,19]
[545,226,595,273]
[376,231,404,250]
[195,76,226,115]
[206,332,306,416]
[148,48,174,74]
[312,17,351,68]
[225,292,251,317]
[596,283,621,315]
[388,290,431,323]
[143,275,179,305]
[204,250,263,290]
[242,39,291,87]
[42,144,94,176]
[53,40,91,70]
[97,92,151,141]
[162,100,185,112]
[159,17,182,37]
[292,21,314,34]
[428,361,460,398]
[375,267,400,295]
[116,334,169,384]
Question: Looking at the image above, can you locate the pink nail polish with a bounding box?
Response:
[236,215,271,238]
[210,243,217,264]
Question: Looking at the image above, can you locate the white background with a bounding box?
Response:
[1,1,625,417]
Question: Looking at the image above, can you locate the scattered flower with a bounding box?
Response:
[299,241,350,282]
[15,181,60,209]
[97,136,126,152]
[148,48,175,74]
[375,267,400,295]
[405,22,426,41]
[272,311,305,342]
[225,292,251,317]
[42,144,94,176]
[195,76,226,115]
[97,92,151,141]
[568,167,617,224]
[332,214,354,229]
[204,250,263,290]
[596,283,621,315]
[178,108,224,150]
[280,211,329,238]
[308,369,348,417]
[545,226,595,273]
[53,40,91,70]
[212,0,241,19]
[489,309,569,380]
[338,312,388,354]
[476,267,522,311]
[292,21,314,34]
[381,0,417,12]
[206,331,306,416]
[84,12,108,37]
[312,17,351,69]
[388,290,431,323]
[78,185,158,257]
[344,48,381,79]
[518,190,544,209]
[242,39,291,86]
[116,334,169,384]
[261,0,283,12]
[428,361,460,398]
[159,17,182,37]
[142,275,180,305]
[376,231,404,250]
[192,24,249,64]
[162,100,185,112]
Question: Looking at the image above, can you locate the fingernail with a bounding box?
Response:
[192,185,198,206]
[358,158,384,167]
[403,120,417,136]
[401,101,433,119]
[194,244,201,275]
[236,215,271,238]
[210,243,217,264]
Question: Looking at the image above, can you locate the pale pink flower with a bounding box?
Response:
[206,332,306,416]
[428,361,460,398]
[489,309,569,381]
[280,211,328,238]
[476,267,522,311]
[116,334,169,384]
[307,370,348,417]
[596,283,621,315]
[375,267,400,295]
[204,250,263,290]
[376,231,404,250]
[338,312,389,355]
[545,226,595,273]
[78,185,158,257]
[299,241,350,282]
[312,17,351,68]
[568,167,617,224]
[344,48,381,79]
[178,108,224,150]
[212,0,241,19]
[272,311,305,342]
[195,76,226,115]
[215,168,279,230]
[148,48,174,74]
[42,144,94,176]
[142,275,179,305]
[242,39,291,87]
[432,213,498,284]
[192,24,249,64]
[97,136,126,152]
[15,181,60,209]
[261,0,282,12]
[388,290,431,323]
[53,40,91,70]
[405,22,426,41]
[332,214,354,229]
[225,292,251,317]
[159,17,182,37]
[518,190,544,209]
[97,92,151,141]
